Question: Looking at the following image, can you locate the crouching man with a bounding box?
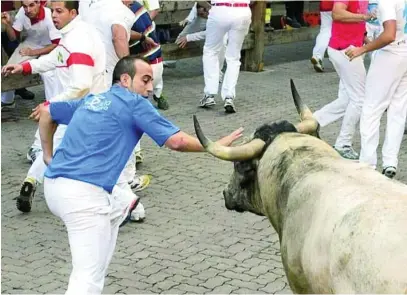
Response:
[30,56,243,294]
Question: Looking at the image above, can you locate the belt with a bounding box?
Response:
[212,2,249,7]
[149,57,163,64]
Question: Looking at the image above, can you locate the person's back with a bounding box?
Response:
[45,85,177,193]
[82,0,135,82]
[379,0,407,54]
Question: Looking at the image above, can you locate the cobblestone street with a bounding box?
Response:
[2,41,406,294]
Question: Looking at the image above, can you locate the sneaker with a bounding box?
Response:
[153,95,169,110]
[382,166,396,179]
[135,150,144,164]
[224,98,236,113]
[1,100,16,110]
[26,147,42,163]
[129,174,151,192]
[119,197,140,227]
[334,145,359,160]
[310,56,324,73]
[15,88,35,100]
[199,95,216,108]
[130,202,145,222]
[17,177,36,213]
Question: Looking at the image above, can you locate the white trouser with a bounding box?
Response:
[31,73,64,151]
[203,6,251,100]
[27,124,68,183]
[359,50,407,169]
[1,42,59,104]
[312,11,332,60]
[314,47,366,148]
[151,61,164,98]
[44,177,133,295]
[175,17,227,73]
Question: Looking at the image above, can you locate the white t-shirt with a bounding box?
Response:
[82,0,136,82]
[378,0,407,55]
[12,6,61,49]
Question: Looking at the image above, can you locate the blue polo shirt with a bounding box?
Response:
[44,85,180,193]
[128,1,162,61]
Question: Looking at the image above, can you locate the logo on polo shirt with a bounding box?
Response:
[84,94,112,112]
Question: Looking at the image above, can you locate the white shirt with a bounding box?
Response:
[378,0,407,55]
[82,0,136,83]
[12,6,61,49]
[23,16,108,101]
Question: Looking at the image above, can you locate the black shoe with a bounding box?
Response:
[285,16,301,29]
[15,88,35,100]
[153,95,169,110]
[17,180,36,213]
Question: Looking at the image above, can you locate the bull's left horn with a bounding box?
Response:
[193,115,265,161]
[290,79,319,135]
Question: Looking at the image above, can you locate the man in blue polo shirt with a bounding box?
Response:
[31,56,243,295]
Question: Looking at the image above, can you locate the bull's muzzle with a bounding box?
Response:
[223,189,244,212]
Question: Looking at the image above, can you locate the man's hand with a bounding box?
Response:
[179,19,189,27]
[1,12,11,25]
[19,47,35,57]
[176,36,188,49]
[144,36,158,48]
[1,64,23,76]
[43,154,52,166]
[216,127,244,147]
[29,102,49,122]
[345,46,366,61]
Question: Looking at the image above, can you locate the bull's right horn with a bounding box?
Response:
[290,79,319,136]
[193,115,265,161]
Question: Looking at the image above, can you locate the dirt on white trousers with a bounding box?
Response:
[44,177,133,295]
[312,11,332,60]
[203,5,251,100]
[1,42,60,104]
[359,49,407,169]
[313,46,366,148]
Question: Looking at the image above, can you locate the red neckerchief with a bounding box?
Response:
[30,3,46,25]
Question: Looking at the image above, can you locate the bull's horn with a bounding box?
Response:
[193,115,265,161]
[290,79,319,135]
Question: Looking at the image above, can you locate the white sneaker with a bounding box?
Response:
[130,202,145,222]
[310,56,324,73]
[26,147,42,163]
[224,98,236,113]
[129,174,151,192]
[199,95,216,108]
[382,166,396,179]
